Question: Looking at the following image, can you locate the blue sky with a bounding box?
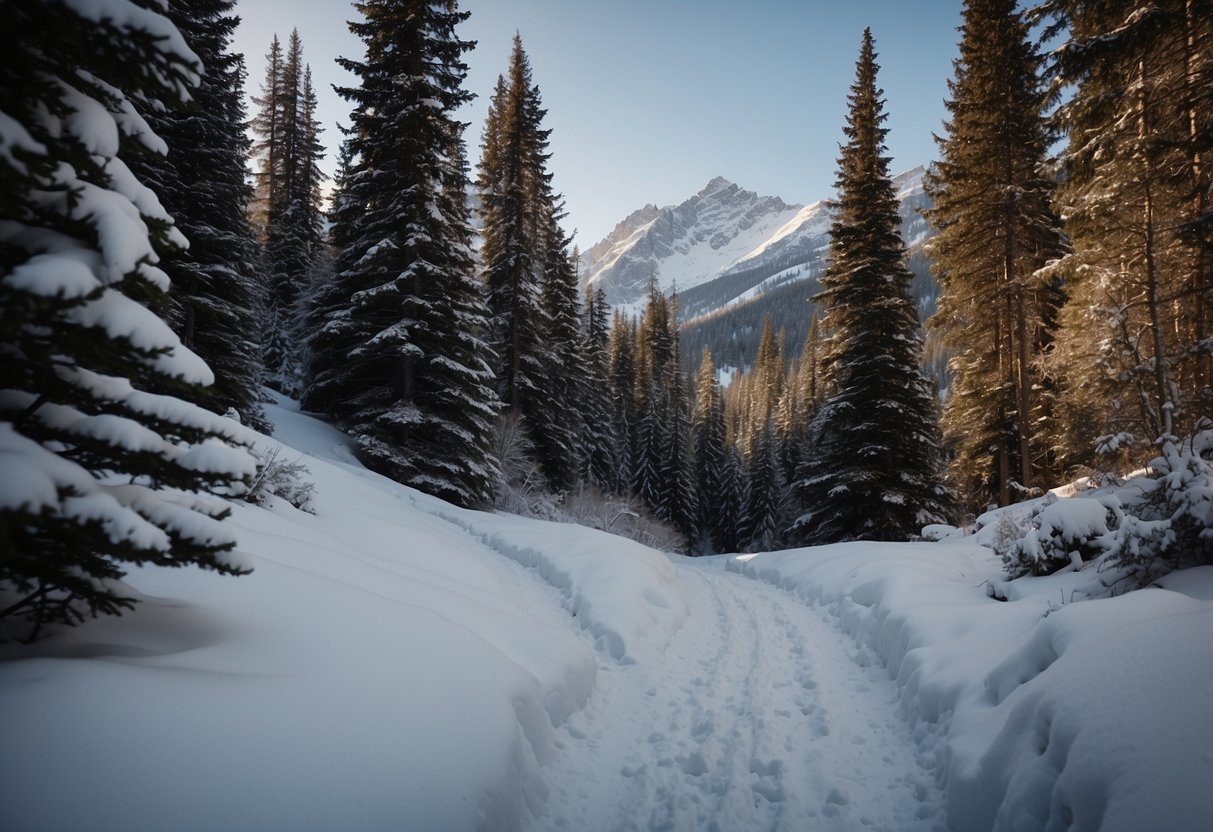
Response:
[232,1,964,247]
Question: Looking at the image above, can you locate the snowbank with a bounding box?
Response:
[729,543,1213,831]
[0,396,673,832]
[423,500,690,666]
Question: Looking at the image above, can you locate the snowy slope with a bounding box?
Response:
[732,544,1213,832]
[3,394,1211,831]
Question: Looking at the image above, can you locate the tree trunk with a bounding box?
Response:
[1140,58,1172,440]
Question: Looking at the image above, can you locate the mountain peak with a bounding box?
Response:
[892,165,927,195]
[698,176,736,197]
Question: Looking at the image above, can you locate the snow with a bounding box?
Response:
[61,0,201,94]
[731,541,1213,832]
[0,111,47,174]
[425,503,689,665]
[734,199,830,266]
[5,247,101,298]
[2,394,1209,831]
[59,79,121,157]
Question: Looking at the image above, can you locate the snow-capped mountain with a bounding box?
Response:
[582,166,930,317]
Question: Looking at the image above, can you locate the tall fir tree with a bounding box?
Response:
[580,285,618,490]
[249,33,284,238]
[633,381,667,515]
[477,47,544,410]
[1,0,255,636]
[608,310,638,493]
[791,29,952,544]
[925,0,1065,512]
[746,419,785,552]
[717,445,749,554]
[131,0,269,431]
[692,347,729,553]
[536,200,584,490]
[256,29,326,394]
[659,338,699,540]
[303,0,499,508]
[477,36,581,490]
[1036,0,1213,467]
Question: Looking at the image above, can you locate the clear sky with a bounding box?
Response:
[231,0,964,248]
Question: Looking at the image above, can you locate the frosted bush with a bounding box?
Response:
[247,445,316,514]
[491,413,557,518]
[491,415,684,551]
[986,510,1032,557]
[1001,426,1213,588]
[557,485,686,553]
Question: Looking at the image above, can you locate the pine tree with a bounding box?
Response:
[1037,0,1213,467]
[924,0,1065,511]
[303,131,357,376]
[746,419,785,552]
[791,29,953,544]
[130,0,269,432]
[477,45,544,411]
[303,0,499,508]
[258,30,326,394]
[608,311,638,493]
[580,284,617,489]
[692,347,729,553]
[744,318,784,453]
[633,381,667,516]
[660,339,698,540]
[477,36,580,490]
[250,34,284,238]
[723,445,752,553]
[535,201,583,490]
[776,349,812,483]
[796,312,825,418]
[1,0,256,637]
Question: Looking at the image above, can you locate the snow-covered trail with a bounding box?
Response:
[530,557,944,832]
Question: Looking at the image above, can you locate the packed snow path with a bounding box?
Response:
[527,556,944,832]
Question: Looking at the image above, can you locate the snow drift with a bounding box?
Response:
[0,395,683,832]
[731,543,1213,831]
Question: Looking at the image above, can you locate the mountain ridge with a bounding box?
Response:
[581,166,929,318]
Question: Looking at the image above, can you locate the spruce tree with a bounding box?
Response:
[304,0,499,508]
[535,202,583,490]
[725,445,753,553]
[746,419,785,552]
[477,45,544,411]
[633,381,667,516]
[250,34,284,238]
[477,36,581,490]
[1,0,255,636]
[131,0,269,431]
[692,348,729,553]
[1037,0,1212,467]
[925,0,1065,511]
[660,340,698,541]
[580,285,617,490]
[795,313,825,419]
[608,311,638,493]
[257,30,326,394]
[791,29,952,544]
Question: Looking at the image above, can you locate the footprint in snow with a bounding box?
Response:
[677,751,709,777]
